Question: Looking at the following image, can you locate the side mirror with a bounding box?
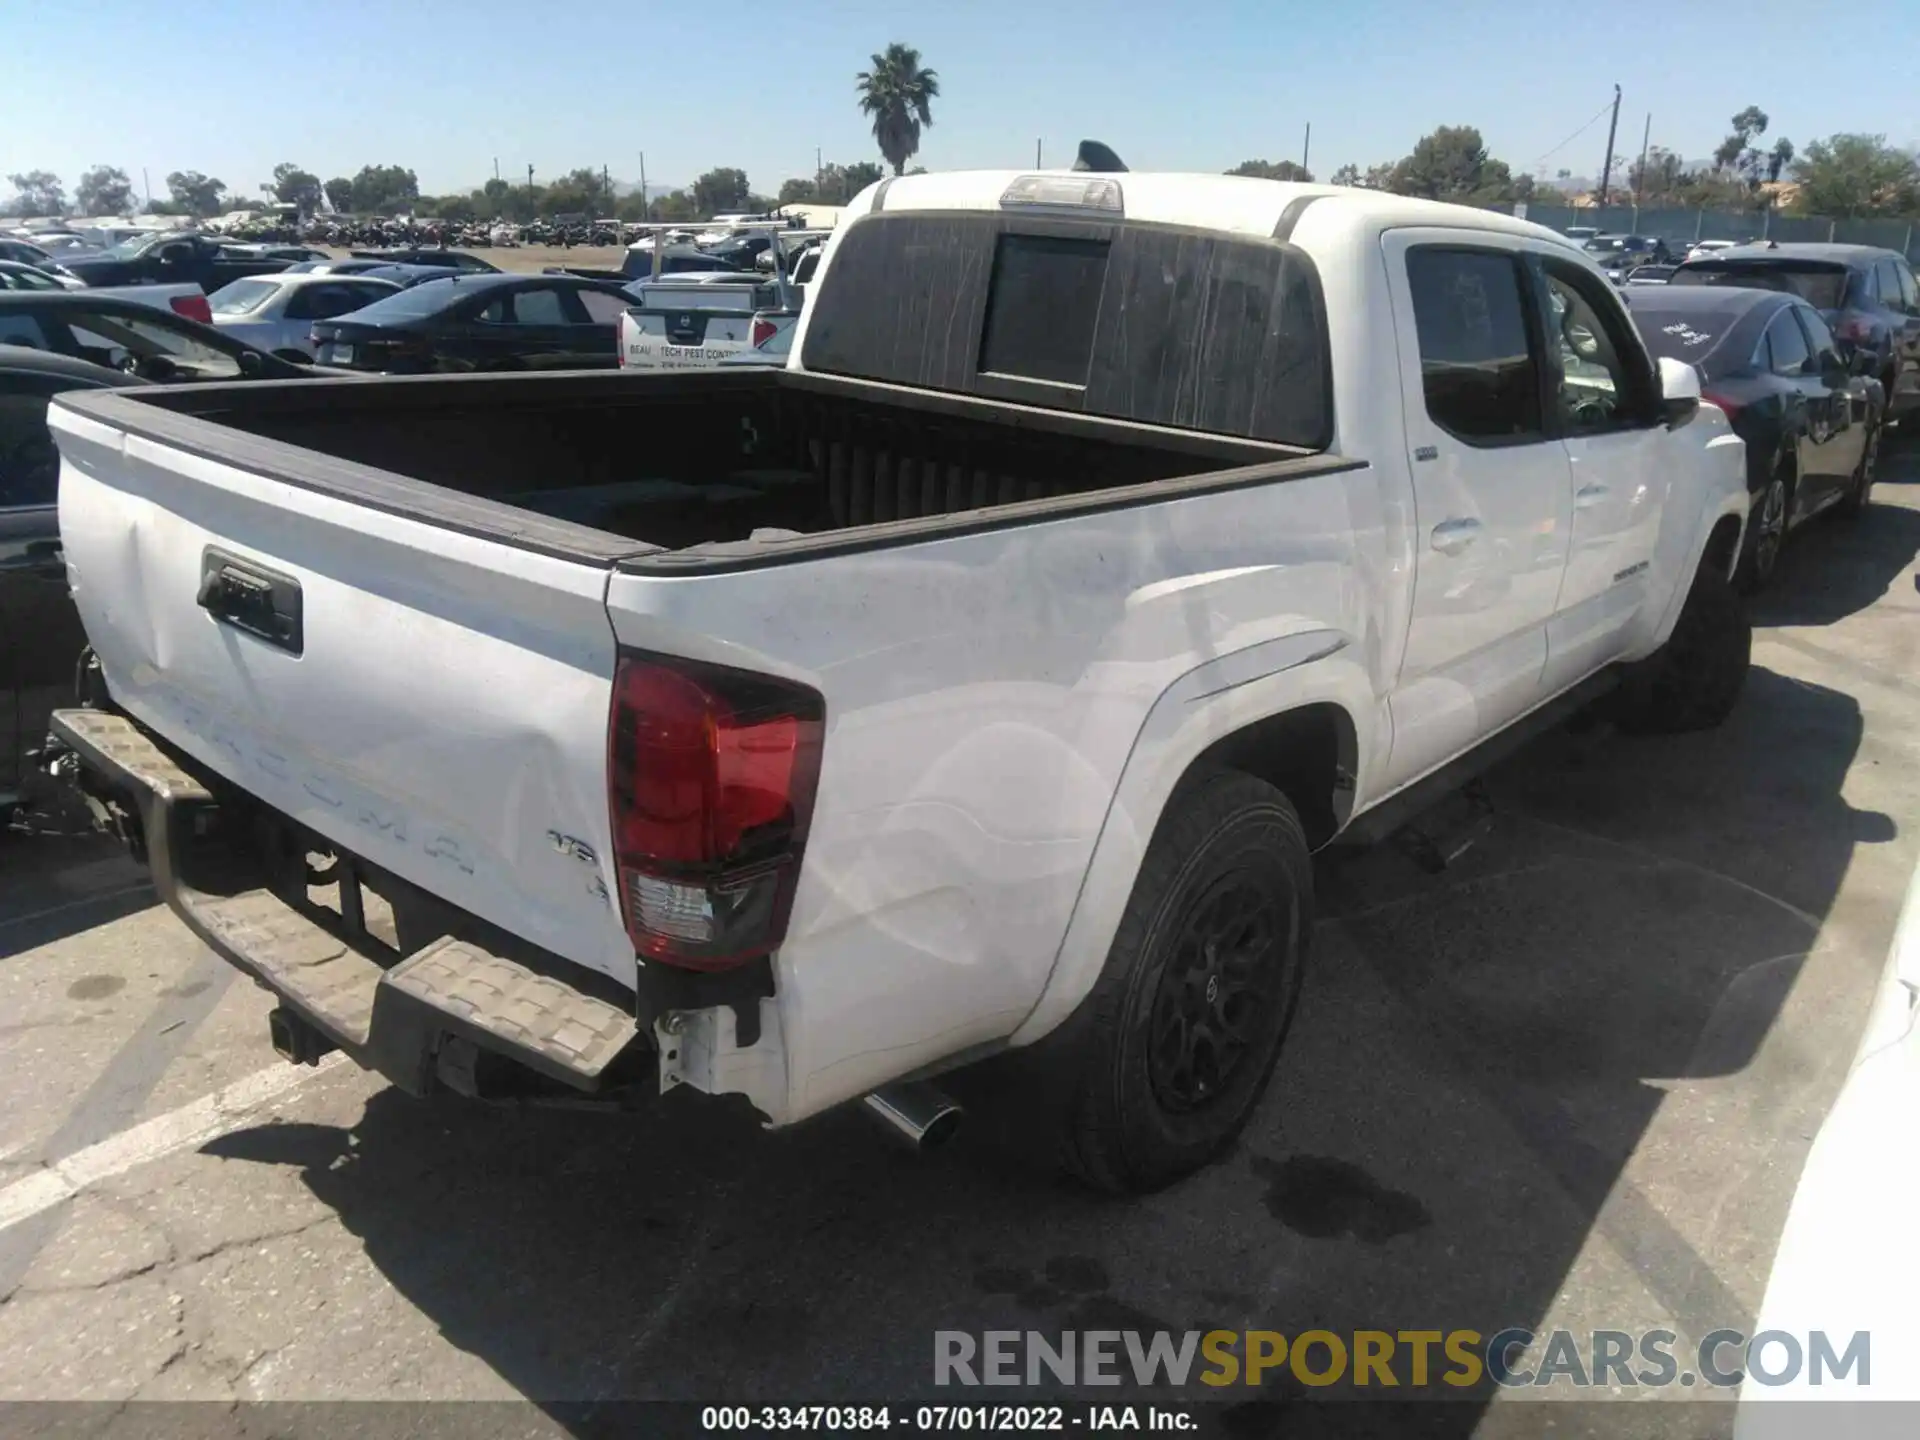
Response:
[1658,355,1700,428]
[1851,348,1879,377]
[1818,350,1847,386]
[238,351,263,377]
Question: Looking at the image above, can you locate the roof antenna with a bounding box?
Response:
[1071,141,1128,174]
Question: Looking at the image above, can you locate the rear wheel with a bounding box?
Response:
[1737,453,1791,591]
[1051,771,1313,1194]
[1609,558,1751,735]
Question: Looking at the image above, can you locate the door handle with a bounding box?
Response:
[1574,483,1610,508]
[1430,518,1482,555]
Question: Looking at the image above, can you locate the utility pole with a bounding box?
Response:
[1037,139,1044,168]
[1597,83,1622,208]
[493,157,499,182]
[1633,112,1652,215]
[1302,122,1312,173]
[603,164,611,211]
[527,164,535,220]
[142,168,151,208]
[639,151,648,217]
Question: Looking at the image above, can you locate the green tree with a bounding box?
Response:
[164,171,227,218]
[322,176,354,214]
[648,190,699,222]
[692,167,751,216]
[350,164,420,216]
[1329,163,1362,188]
[1715,106,1770,171]
[856,42,940,176]
[5,170,65,216]
[1389,125,1517,203]
[1629,146,1686,204]
[268,163,323,214]
[1227,159,1314,182]
[75,165,135,216]
[534,167,609,217]
[1791,134,1920,218]
[777,176,818,204]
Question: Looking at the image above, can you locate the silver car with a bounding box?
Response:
[205,272,401,362]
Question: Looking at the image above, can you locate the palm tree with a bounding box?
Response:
[856,44,940,176]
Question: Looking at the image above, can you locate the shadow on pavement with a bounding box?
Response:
[0,829,153,961]
[200,663,1886,1435]
[1746,493,1920,629]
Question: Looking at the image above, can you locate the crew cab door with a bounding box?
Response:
[1379,235,1573,793]
[1532,252,1669,692]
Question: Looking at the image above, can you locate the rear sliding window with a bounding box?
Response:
[800,211,1332,449]
[1670,262,1849,310]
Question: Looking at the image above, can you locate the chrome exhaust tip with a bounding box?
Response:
[862,1081,964,1150]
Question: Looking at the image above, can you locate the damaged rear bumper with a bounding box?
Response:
[47,708,647,1100]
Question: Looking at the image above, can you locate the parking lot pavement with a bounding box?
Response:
[0,451,1916,1430]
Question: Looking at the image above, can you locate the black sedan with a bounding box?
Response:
[1668,243,1920,422]
[349,248,500,273]
[1628,285,1883,588]
[309,273,638,373]
[0,293,310,383]
[0,346,147,819]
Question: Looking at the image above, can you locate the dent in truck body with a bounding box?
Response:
[604,460,1374,1120]
[51,406,641,989]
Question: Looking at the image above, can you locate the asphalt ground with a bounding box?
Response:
[1,438,1917,1438]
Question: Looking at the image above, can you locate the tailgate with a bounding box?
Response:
[48,399,638,987]
[619,284,771,370]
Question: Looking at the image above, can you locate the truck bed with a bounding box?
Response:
[57,369,1327,566]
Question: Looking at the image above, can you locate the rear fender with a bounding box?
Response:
[1007,639,1376,1047]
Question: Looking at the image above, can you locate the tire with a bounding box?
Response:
[1837,421,1880,519]
[1050,770,1313,1194]
[1609,559,1750,735]
[1735,452,1791,592]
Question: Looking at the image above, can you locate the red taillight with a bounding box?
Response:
[607,651,824,970]
[170,294,213,325]
[751,316,776,348]
[1703,391,1741,421]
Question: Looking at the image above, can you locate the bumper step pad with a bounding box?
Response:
[48,708,641,1093]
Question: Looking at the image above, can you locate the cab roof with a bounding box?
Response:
[858,170,1578,254]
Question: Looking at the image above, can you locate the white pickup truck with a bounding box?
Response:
[43,169,1749,1193]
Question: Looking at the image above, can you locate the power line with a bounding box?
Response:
[1533,95,1623,172]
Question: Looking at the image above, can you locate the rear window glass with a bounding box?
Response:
[1629,309,1731,364]
[335,278,466,321]
[1670,262,1848,309]
[978,234,1109,385]
[208,279,279,315]
[801,212,1331,448]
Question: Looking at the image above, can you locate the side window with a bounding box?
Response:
[1898,261,1919,315]
[575,289,632,324]
[471,293,514,325]
[1539,257,1651,433]
[1766,310,1812,376]
[282,287,322,321]
[0,375,78,509]
[1404,247,1542,442]
[509,287,568,325]
[0,315,50,349]
[1795,306,1842,371]
[1875,260,1904,311]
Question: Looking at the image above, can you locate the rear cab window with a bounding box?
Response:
[1670,261,1850,310]
[209,279,280,315]
[800,211,1331,449]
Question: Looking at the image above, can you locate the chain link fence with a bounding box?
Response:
[1490,201,1920,261]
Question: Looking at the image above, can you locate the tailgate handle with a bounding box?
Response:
[198,547,303,655]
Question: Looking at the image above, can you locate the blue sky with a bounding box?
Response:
[7,0,1920,203]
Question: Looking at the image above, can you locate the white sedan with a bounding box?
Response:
[204,272,401,362]
[1736,853,1920,1430]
